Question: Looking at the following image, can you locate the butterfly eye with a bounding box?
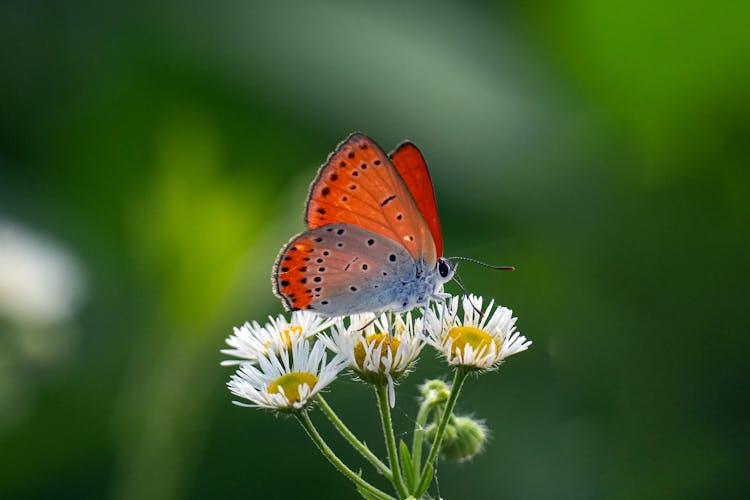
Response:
[438,258,452,279]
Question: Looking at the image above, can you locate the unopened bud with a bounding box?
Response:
[420,379,450,404]
[425,415,487,461]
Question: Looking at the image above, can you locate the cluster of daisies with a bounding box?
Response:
[223,294,531,411]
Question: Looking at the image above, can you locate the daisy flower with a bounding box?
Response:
[324,312,426,406]
[426,294,531,369]
[227,333,348,411]
[221,310,333,366]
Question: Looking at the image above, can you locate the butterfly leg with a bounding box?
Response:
[429,292,451,331]
[431,290,450,318]
[356,311,386,333]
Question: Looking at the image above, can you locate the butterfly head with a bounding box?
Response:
[437,257,456,285]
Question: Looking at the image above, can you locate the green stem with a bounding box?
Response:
[411,396,438,476]
[375,384,408,499]
[417,368,469,494]
[317,395,392,479]
[295,411,395,500]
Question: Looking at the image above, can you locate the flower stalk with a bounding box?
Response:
[411,389,442,476]
[416,367,469,495]
[223,294,530,499]
[317,395,392,479]
[296,410,395,500]
[376,384,409,498]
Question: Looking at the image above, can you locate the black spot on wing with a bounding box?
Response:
[381,195,396,206]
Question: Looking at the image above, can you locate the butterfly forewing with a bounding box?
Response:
[274,224,415,315]
[305,133,437,266]
[389,142,443,258]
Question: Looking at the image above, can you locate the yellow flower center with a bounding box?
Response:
[445,326,498,357]
[353,333,401,370]
[264,325,303,352]
[267,371,318,403]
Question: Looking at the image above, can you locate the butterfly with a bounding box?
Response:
[272,132,455,317]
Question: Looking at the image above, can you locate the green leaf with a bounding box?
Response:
[354,483,379,500]
[417,463,434,497]
[399,439,416,491]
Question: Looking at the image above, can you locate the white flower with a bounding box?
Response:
[227,334,348,410]
[323,312,426,406]
[0,218,86,325]
[426,294,531,369]
[221,310,333,365]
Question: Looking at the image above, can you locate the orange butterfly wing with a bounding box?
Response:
[274,234,319,311]
[389,142,443,258]
[304,133,437,266]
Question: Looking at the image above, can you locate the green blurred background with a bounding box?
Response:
[1,1,749,498]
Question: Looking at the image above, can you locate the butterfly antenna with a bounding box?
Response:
[448,256,515,271]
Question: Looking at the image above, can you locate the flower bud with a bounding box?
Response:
[420,379,450,404]
[425,415,487,461]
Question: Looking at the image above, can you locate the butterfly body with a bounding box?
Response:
[273,133,454,317]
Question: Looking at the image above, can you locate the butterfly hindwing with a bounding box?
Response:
[305,133,437,267]
[273,224,415,315]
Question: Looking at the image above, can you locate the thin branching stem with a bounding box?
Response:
[411,395,438,476]
[295,411,395,500]
[375,384,408,499]
[317,395,392,479]
[417,367,469,494]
